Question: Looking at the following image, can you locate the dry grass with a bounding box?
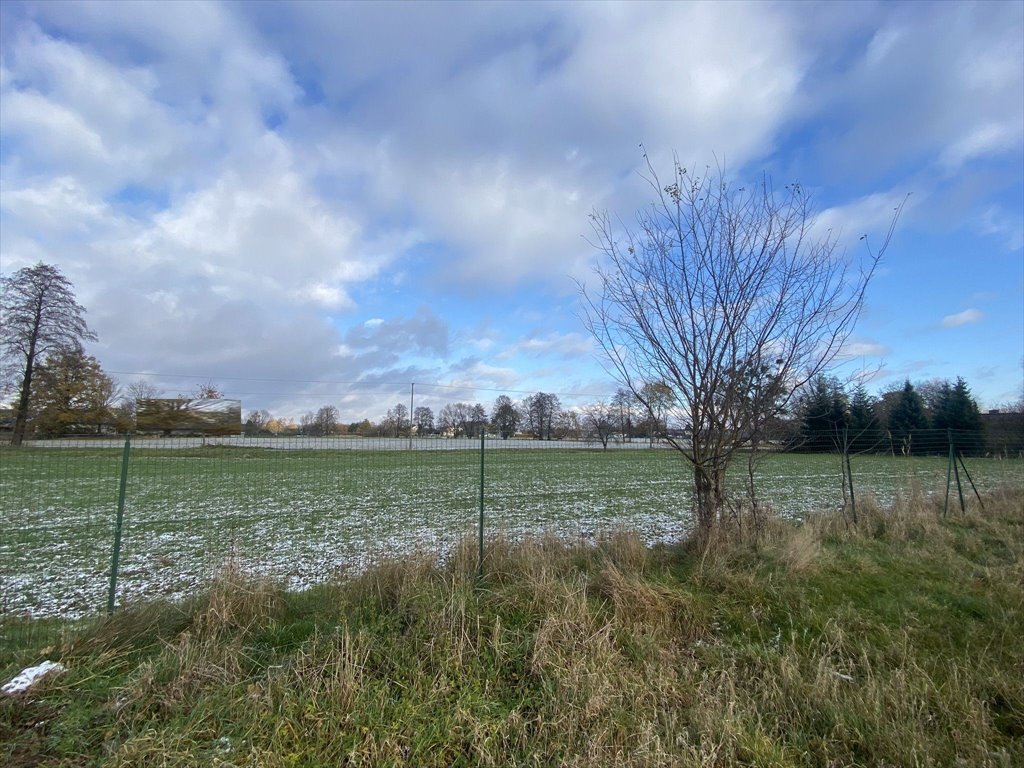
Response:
[3,488,1022,767]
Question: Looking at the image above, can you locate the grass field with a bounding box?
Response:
[2,489,1022,766]
[2,442,1022,620]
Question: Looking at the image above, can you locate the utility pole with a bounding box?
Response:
[409,382,415,449]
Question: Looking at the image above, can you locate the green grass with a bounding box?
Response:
[2,445,1022,619]
[1,489,1022,766]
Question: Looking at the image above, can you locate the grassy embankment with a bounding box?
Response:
[2,487,1022,767]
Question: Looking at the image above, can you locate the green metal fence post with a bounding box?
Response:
[478,429,485,579]
[107,436,131,614]
[956,453,985,512]
[951,433,966,514]
[944,429,954,517]
[844,427,856,524]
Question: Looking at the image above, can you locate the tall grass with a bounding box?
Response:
[2,488,1022,767]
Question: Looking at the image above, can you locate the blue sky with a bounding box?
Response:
[1,0,1021,422]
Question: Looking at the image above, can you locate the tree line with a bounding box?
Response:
[2,264,1018,453]
[791,375,1003,456]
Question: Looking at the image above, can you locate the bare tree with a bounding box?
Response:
[555,409,582,440]
[413,405,434,435]
[581,400,616,449]
[491,394,520,439]
[439,402,472,437]
[1,263,97,445]
[313,405,340,437]
[244,409,272,436]
[581,158,902,537]
[385,403,409,437]
[524,392,561,440]
[117,379,164,423]
[611,387,634,442]
[638,381,674,444]
[190,381,223,399]
[469,403,488,437]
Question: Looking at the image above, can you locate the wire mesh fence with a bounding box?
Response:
[2,428,1022,666]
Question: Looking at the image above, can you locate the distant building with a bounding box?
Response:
[981,409,1024,455]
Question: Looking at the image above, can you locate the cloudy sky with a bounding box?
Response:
[1,0,1022,422]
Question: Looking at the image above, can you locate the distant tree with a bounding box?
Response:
[847,383,883,452]
[439,402,472,437]
[190,381,224,399]
[468,403,488,437]
[244,409,272,436]
[438,402,481,437]
[491,395,520,439]
[611,387,635,441]
[916,378,949,424]
[413,405,434,435]
[555,409,582,440]
[299,412,315,435]
[525,392,561,440]
[797,375,849,452]
[114,379,163,426]
[353,418,374,437]
[887,380,930,454]
[31,347,118,436]
[933,377,985,455]
[313,405,340,437]
[1,262,97,445]
[385,403,409,437]
[581,400,616,449]
[637,381,674,443]
[267,417,295,435]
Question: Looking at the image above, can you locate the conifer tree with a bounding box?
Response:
[848,383,883,452]
[934,377,985,455]
[887,380,930,454]
[798,375,849,452]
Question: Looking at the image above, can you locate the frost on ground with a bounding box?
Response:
[3,450,1020,621]
[2,661,65,695]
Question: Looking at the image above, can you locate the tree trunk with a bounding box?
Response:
[11,365,33,446]
[693,459,727,542]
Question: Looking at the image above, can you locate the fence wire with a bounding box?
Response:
[2,428,1022,667]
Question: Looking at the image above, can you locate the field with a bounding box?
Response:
[3,489,1022,766]
[2,440,1022,620]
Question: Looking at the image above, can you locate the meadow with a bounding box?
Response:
[2,441,1022,620]
[3,487,1022,766]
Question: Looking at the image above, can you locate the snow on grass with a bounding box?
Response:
[2,448,1021,619]
[2,660,65,695]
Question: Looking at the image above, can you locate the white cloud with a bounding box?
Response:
[1,1,1021,414]
[790,2,1023,182]
[277,1,808,290]
[940,121,1023,170]
[839,340,889,359]
[942,309,983,328]
[977,206,1024,252]
[812,189,915,248]
[498,331,593,360]
[0,176,112,232]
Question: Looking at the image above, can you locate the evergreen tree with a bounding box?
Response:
[887,380,930,454]
[797,375,848,452]
[933,377,985,455]
[848,383,883,452]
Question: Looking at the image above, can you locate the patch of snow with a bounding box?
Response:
[2,660,65,695]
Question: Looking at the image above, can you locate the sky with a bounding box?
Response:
[1,0,1022,423]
